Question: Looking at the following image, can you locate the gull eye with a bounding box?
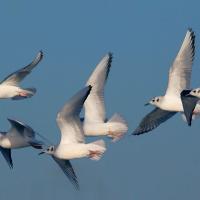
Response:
[152,99,155,102]
[193,90,196,93]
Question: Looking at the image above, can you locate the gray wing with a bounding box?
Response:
[1,51,43,86]
[180,90,199,126]
[56,86,91,145]
[7,118,44,148]
[133,108,177,135]
[84,53,112,123]
[52,156,79,190]
[7,118,35,137]
[165,29,195,97]
[0,147,13,169]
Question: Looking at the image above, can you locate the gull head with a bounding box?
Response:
[39,145,55,155]
[145,96,163,106]
[189,88,200,98]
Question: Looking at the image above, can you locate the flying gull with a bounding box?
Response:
[39,86,106,190]
[83,53,128,142]
[0,51,43,100]
[0,118,43,168]
[133,29,200,135]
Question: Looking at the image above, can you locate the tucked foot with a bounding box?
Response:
[89,150,103,160]
[19,91,29,97]
[108,130,124,142]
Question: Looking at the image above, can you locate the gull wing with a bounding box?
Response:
[180,90,199,126]
[0,147,13,169]
[1,51,43,86]
[84,53,112,123]
[7,118,35,137]
[165,29,195,97]
[56,86,91,144]
[7,118,44,148]
[133,108,177,135]
[52,156,79,190]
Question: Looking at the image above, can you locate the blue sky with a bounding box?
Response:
[0,0,200,199]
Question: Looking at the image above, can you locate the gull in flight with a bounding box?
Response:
[39,86,106,189]
[0,51,43,100]
[0,118,43,168]
[83,53,128,142]
[133,29,200,135]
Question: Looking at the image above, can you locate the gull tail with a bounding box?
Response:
[107,113,128,142]
[88,139,106,161]
[12,88,36,100]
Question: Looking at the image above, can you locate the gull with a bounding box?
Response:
[39,86,106,190]
[0,118,43,168]
[180,88,200,126]
[83,53,128,142]
[133,29,200,135]
[0,51,43,100]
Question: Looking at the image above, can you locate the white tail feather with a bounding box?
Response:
[88,139,106,161]
[107,113,128,142]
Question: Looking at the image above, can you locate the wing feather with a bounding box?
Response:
[84,53,112,123]
[56,86,91,144]
[165,29,195,97]
[1,51,43,86]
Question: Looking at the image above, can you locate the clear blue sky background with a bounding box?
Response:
[0,0,200,199]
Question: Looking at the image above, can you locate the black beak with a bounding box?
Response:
[144,102,150,106]
[38,151,45,155]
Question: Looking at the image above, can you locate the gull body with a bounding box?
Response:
[0,51,43,100]
[134,29,197,135]
[83,53,128,141]
[40,86,106,189]
[0,119,43,168]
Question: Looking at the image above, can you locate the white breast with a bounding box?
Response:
[0,85,19,98]
[54,143,89,160]
[160,96,183,112]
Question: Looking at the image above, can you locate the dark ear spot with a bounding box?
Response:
[51,146,54,151]
[156,98,159,102]
[198,90,200,93]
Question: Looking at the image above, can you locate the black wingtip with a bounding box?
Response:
[188,28,195,59]
[180,89,191,97]
[38,50,44,59]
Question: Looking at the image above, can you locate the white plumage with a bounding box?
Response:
[83,53,128,141]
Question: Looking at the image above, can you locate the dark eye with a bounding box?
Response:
[156,99,159,102]
[152,99,155,102]
[193,90,196,93]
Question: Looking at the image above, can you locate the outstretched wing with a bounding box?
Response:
[7,118,44,148]
[84,53,112,123]
[0,147,13,169]
[7,118,35,138]
[52,156,79,190]
[1,51,43,86]
[56,86,91,144]
[165,29,195,97]
[133,108,177,135]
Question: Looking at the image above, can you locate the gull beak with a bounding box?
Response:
[144,102,150,106]
[38,151,45,155]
